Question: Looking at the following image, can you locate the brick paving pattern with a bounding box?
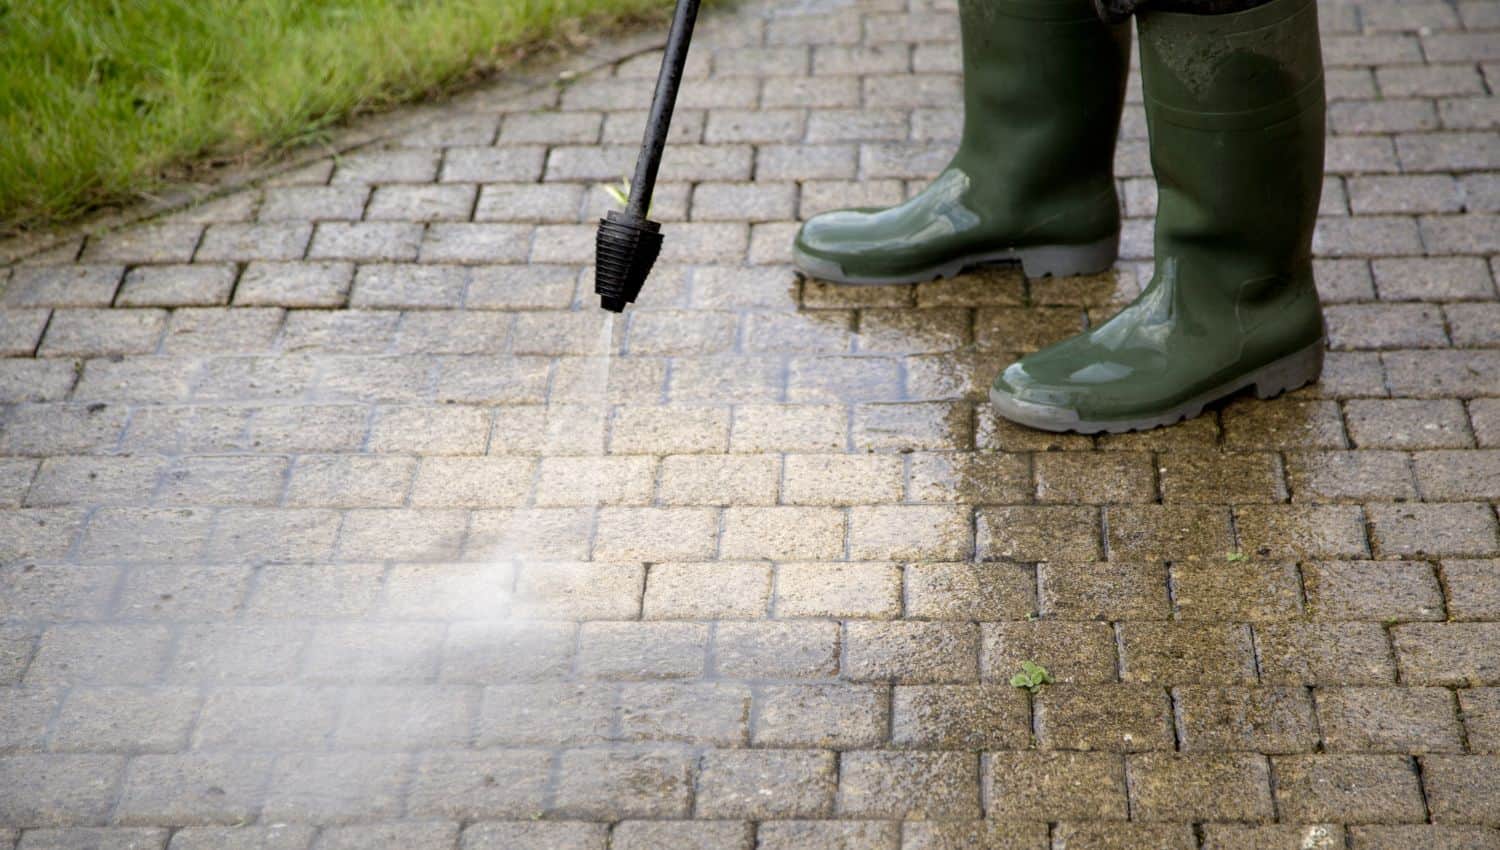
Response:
[2,0,1498,845]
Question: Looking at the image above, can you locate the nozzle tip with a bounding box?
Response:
[600,295,627,313]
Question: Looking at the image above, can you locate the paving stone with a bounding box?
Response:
[0,754,125,827]
[257,185,368,221]
[1393,622,1500,685]
[1127,752,1274,821]
[1458,688,1500,753]
[1302,560,1445,621]
[1273,754,1427,823]
[193,686,341,750]
[27,624,172,686]
[1170,560,1303,621]
[752,684,889,748]
[1036,561,1170,621]
[982,621,1118,685]
[837,751,979,818]
[1369,502,1497,557]
[1052,823,1196,850]
[117,265,236,307]
[116,753,273,826]
[845,620,981,684]
[551,748,692,818]
[1175,686,1317,754]
[39,308,166,356]
[301,621,443,682]
[616,681,749,745]
[1317,686,1464,753]
[1346,825,1500,850]
[441,620,576,682]
[575,621,707,680]
[1444,559,1500,621]
[904,561,1033,621]
[1347,398,1474,448]
[697,749,835,817]
[976,506,1102,561]
[51,687,199,753]
[0,686,61,752]
[612,821,752,850]
[168,827,313,850]
[755,821,898,850]
[406,749,550,819]
[261,752,409,823]
[1257,623,1396,684]
[18,828,172,850]
[195,223,310,262]
[1035,684,1173,752]
[3,266,122,307]
[985,751,1127,820]
[1108,505,1236,560]
[162,621,307,684]
[1234,504,1371,559]
[234,261,352,307]
[774,561,901,619]
[1119,623,1257,685]
[314,823,459,850]
[1158,450,1287,504]
[460,822,606,850]
[1200,825,1344,850]
[642,561,770,619]
[711,621,836,679]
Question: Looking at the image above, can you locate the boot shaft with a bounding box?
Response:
[952,0,1133,219]
[1138,0,1326,296]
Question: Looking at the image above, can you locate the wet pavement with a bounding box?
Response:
[2,0,1499,846]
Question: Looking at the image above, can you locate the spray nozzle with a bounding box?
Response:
[594,210,661,313]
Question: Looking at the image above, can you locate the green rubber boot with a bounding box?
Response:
[990,0,1326,433]
[792,0,1131,285]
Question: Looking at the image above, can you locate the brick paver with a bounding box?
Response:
[2,0,1498,845]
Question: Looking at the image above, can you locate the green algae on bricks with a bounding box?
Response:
[991,0,1328,434]
[792,0,1131,286]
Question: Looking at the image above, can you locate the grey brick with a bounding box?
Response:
[308,221,422,261]
[551,748,692,818]
[82,224,202,264]
[0,754,124,827]
[234,261,353,307]
[331,148,440,183]
[51,687,200,752]
[3,266,122,307]
[39,308,166,356]
[406,749,550,818]
[196,223,310,262]
[696,749,835,817]
[116,753,272,826]
[258,186,369,221]
[118,264,236,307]
[261,752,409,823]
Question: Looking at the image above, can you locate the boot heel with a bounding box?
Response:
[1251,340,1324,399]
[1015,234,1119,279]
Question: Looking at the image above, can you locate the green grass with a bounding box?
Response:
[0,0,674,230]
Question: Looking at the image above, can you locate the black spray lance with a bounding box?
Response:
[594,0,702,312]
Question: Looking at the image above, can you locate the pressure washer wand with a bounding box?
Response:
[594,0,703,312]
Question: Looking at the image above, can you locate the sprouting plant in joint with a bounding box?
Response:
[1009,660,1053,694]
[1226,550,1248,562]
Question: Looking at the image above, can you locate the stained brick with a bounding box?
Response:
[1273,754,1427,823]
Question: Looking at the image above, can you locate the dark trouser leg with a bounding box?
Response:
[1094,0,1274,24]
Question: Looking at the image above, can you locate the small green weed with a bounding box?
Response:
[1009,660,1053,694]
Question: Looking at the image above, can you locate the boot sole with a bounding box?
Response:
[792,233,1119,286]
[989,339,1325,434]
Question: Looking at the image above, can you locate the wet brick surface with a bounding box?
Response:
[1,0,1498,845]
